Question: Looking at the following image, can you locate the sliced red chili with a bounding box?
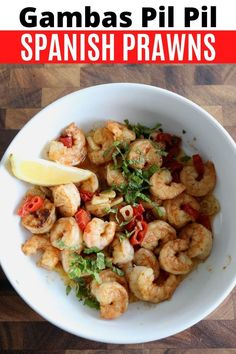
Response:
[79,190,94,202]
[25,196,44,213]
[163,158,183,183]
[130,229,142,246]
[164,159,183,173]
[127,216,144,232]
[155,132,173,146]
[171,170,181,183]
[75,208,91,231]
[168,136,182,158]
[126,214,143,232]
[193,154,205,181]
[17,195,43,217]
[58,136,73,148]
[133,204,145,216]
[182,203,200,220]
[156,133,181,155]
[130,221,148,246]
[17,196,31,217]
[197,214,212,231]
[138,220,148,235]
[126,218,136,232]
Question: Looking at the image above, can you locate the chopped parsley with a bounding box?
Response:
[55,239,79,251]
[105,258,125,276]
[68,252,124,283]
[68,252,105,282]
[108,142,164,216]
[83,247,101,254]
[124,119,162,138]
[142,164,159,179]
[104,207,120,222]
[118,229,135,241]
[67,251,124,310]
[74,278,100,310]
[84,298,100,309]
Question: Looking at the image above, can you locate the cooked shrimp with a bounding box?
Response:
[159,239,193,275]
[134,248,160,278]
[128,139,162,169]
[26,186,47,199]
[48,123,87,166]
[150,169,185,200]
[200,194,220,216]
[22,234,49,254]
[83,218,116,250]
[22,198,56,234]
[106,120,136,143]
[50,217,83,252]
[90,269,128,295]
[51,183,80,217]
[87,127,114,165]
[39,246,61,270]
[141,220,176,251]
[129,266,180,303]
[164,192,200,228]
[61,250,76,273]
[106,163,126,187]
[118,261,133,282]
[180,161,216,197]
[92,281,128,319]
[79,173,99,193]
[179,223,213,260]
[22,235,60,270]
[112,237,134,264]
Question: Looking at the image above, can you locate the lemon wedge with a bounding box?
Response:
[10,154,93,186]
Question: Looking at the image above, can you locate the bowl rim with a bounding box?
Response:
[1,82,236,344]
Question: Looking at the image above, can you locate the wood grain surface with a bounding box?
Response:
[0,64,236,353]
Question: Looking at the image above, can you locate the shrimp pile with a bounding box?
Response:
[17,120,220,320]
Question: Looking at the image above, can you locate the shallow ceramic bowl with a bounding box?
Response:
[0,83,236,344]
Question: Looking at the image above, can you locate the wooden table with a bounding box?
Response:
[0,64,236,353]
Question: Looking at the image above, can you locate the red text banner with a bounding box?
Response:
[1,30,236,64]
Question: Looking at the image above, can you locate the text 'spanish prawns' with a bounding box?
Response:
[13,120,220,320]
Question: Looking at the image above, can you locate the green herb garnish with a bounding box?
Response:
[142,164,159,179]
[124,119,162,138]
[55,239,66,248]
[75,278,100,310]
[68,252,124,310]
[84,298,100,309]
[110,141,161,205]
[118,229,135,241]
[69,252,124,283]
[55,239,78,251]
[104,207,120,222]
[68,253,105,282]
[83,247,101,254]
[105,258,125,276]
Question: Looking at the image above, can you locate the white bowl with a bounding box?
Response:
[0,83,236,344]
